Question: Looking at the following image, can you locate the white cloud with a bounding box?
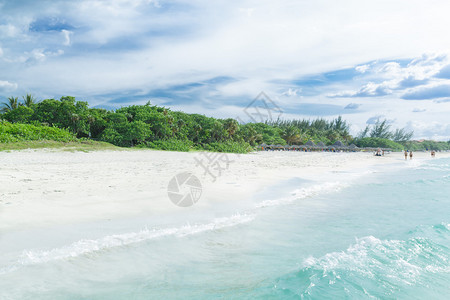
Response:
[282,88,300,97]
[0,24,20,38]
[405,120,450,140]
[0,80,18,91]
[330,53,450,99]
[355,64,370,73]
[61,30,72,46]
[329,82,392,98]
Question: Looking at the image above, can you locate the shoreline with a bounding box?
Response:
[1,149,449,232]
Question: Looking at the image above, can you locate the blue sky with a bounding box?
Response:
[2,0,450,139]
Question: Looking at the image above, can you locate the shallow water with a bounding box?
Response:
[1,157,449,299]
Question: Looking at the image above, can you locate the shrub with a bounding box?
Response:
[201,141,253,153]
[145,139,193,152]
[0,121,75,143]
[353,137,403,151]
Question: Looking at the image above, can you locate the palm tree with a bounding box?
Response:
[22,94,36,108]
[224,118,239,138]
[211,121,225,142]
[282,126,302,145]
[243,125,262,146]
[192,123,202,142]
[1,97,19,113]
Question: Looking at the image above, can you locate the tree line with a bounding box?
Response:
[1,94,448,152]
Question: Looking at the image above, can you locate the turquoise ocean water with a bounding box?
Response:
[1,156,449,299]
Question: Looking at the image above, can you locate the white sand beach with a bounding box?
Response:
[0,149,447,232]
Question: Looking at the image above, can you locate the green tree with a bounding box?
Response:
[125,121,152,146]
[370,119,392,139]
[223,118,239,139]
[282,126,302,145]
[3,106,34,123]
[1,97,19,113]
[392,128,414,143]
[23,94,37,108]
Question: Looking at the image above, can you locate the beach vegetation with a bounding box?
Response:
[0,121,75,143]
[402,140,450,151]
[3,94,445,153]
[353,137,404,151]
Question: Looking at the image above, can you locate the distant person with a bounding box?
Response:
[375,148,382,156]
[409,151,413,160]
[404,151,408,160]
[431,150,436,158]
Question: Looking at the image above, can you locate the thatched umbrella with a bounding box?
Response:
[348,144,358,152]
[259,143,268,150]
[317,141,325,148]
[305,140,316,147]
[333,140,344,147]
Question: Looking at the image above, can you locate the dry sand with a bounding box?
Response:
[1,149,447,231]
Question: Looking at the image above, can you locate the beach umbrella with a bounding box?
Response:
[316,141,325,148]
[333,140,344,147]
[348,144,358,152]
[305,140,316,147]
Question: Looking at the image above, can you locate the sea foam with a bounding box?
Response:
[1,213,255,274]
[256,181,347,208]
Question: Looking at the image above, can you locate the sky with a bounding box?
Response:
[1,0,450,139]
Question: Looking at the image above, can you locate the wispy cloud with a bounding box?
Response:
[344,103,360,110]
[402,84,450,100]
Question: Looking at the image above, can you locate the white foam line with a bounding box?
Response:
[256,181,347,208]
[0,213,255,274]
[303,235,450,286]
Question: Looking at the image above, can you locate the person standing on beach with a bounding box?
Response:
[404,150,408,160]
[410,151,413,160]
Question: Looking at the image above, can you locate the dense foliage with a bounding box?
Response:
[0,121,75,143]
[402,140,450,151]
[1,95,448,152]
[358,119,414,142]
[353,137,404,151]
[266,116,352,145]
[353,119,450,150]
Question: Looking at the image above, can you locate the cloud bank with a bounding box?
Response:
[1,0,450,139]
